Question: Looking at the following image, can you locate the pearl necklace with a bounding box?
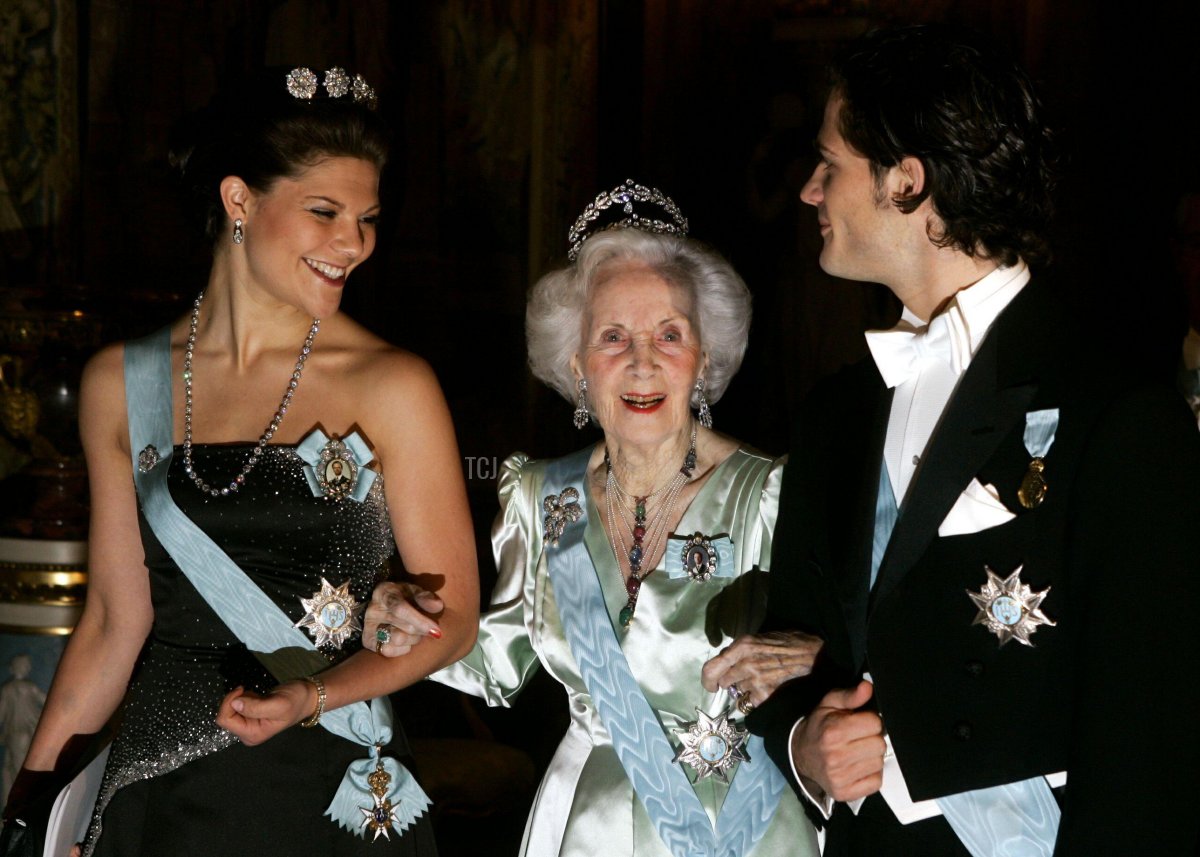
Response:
[605,424,697,629]
[181,290,321,496]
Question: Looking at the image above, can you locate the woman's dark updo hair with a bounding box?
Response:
[169,66,389,243]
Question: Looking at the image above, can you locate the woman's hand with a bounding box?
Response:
[362,581,445,657]
[701,630,824,708]
[215,682,314,746]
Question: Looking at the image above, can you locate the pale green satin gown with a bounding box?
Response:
[431,446,818,857]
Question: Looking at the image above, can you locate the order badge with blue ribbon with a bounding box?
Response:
[297,429,378,502]
[1017,408,1059,509]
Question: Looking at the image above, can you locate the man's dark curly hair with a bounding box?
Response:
[831,24,1057,266]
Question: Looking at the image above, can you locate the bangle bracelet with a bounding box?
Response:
[299,675,326,728]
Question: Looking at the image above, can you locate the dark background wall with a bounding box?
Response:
[1,0,1197,850]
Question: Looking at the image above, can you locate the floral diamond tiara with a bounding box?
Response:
[285,66,377,110]
[567,179,689,262]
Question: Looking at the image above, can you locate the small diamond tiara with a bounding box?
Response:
[285,66,377,110]
[567,179,689,261]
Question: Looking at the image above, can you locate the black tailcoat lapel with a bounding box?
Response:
[868,280,1054,613]
[841,381,891,670]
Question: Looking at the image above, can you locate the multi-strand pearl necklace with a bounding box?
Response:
[181,290,321,496]
[605,424,697,629]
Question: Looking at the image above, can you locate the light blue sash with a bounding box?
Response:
[123,326,430,837]
[870,464,899,588]
[542,450,785,857]
[871,463,1060,854]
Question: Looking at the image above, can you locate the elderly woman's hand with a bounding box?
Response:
[363,581,445,657]
[701,631,824,709]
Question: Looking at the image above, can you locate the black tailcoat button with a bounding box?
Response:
[953,721,973,741]
[964,660,984,677]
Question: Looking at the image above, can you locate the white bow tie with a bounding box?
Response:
[865,309,969,389]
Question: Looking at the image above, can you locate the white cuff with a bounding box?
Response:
[787,717,835,820]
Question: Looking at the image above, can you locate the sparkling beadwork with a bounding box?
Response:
[81,445,396,854]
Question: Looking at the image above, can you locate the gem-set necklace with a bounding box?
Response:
[182,290,321,496]
[605,424,697,629]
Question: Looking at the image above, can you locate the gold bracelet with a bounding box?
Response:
[299,675,326,728]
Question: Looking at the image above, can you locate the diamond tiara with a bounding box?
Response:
[567,179,689,262]
[285,66,377,110]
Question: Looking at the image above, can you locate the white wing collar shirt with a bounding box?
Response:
[867,260,1031,505]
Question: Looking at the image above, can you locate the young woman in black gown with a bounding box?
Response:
[6,66,478,856]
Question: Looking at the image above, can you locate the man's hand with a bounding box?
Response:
[791,680,885,803]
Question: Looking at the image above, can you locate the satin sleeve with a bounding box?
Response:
[429,452,542,707]
[755,454,786,575]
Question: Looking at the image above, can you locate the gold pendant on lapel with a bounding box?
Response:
[295,577,362,649]
[672,709,749,783]
[967,565,1056,647]
[1017,458,1047,509]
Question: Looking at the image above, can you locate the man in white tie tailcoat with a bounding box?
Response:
[739,23,1200,857]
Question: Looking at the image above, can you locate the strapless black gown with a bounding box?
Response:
[83,444,437,856]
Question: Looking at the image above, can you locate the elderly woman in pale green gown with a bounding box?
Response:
[366,181,820,857]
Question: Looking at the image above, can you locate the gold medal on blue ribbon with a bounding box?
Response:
[1018,458,1047,509]
[295,577,362,649]
[1017,409,1059,509]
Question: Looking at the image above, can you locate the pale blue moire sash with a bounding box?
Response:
[542,449,785,857]
[122,326,430,837]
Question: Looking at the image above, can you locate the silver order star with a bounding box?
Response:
[137,444,160,473]
[967,564,1056,647]
[672,708,750,783]
[294,577,362,649]
[542,487,583,547]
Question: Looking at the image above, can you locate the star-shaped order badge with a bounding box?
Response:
[295,577,362,649]
[967,565,1056,647]
[672,708,749,783]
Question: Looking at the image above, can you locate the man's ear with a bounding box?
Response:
[889,156,926,206]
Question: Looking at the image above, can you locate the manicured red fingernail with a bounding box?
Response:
[428,627,442,639]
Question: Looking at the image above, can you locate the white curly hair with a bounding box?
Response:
[526,228,752,412]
